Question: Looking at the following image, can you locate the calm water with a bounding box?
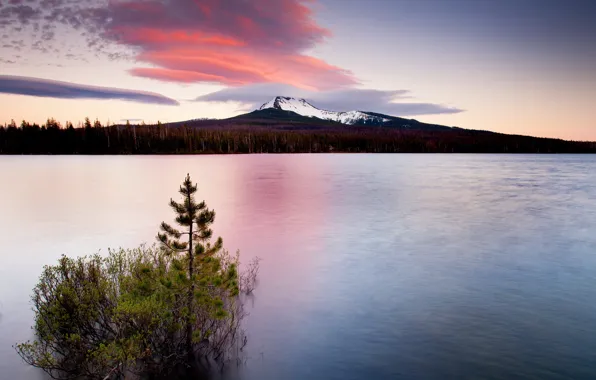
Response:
[1,155,596,380]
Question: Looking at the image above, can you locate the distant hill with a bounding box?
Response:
[254,96,455,131]
[169,96,458,132]
[2,98,595,154]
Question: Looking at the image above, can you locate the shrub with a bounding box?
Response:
[16,175,259,379]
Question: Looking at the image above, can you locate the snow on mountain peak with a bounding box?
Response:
[257,96,391,125]
[259,96,316,111]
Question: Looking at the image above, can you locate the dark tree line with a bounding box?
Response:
[1,118,595,154]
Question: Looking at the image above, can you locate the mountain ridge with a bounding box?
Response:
[255,96,454,131]
[257,96,393,126]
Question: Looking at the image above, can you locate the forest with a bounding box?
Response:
[1,118,595,154]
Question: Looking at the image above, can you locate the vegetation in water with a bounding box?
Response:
[15,174,260,379]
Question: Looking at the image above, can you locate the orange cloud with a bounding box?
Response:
[98,0,356,90]
[130,45,357,90]
[112,27,246,47]
[129,68,245,85]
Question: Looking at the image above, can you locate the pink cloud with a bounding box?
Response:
[98,0,357,90]
[129,68,245,85]
[109,27,247,48]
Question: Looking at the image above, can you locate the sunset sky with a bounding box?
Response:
[0,0,595,140]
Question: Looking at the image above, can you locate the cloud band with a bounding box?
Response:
[0,75,179,105]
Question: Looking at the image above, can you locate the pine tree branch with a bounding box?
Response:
[160,222,182,239]
[157,233,187,253]
[169,199,186,215]
[171,241,188,251]
[176,215,192,226]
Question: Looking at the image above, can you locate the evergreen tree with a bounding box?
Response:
[46,118,60,130]
[157,174,224,359]
[16,175,255,379]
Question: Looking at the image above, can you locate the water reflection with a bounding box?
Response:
[2,155,596,380]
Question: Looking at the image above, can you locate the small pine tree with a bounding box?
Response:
[157,174,223,358]
[46,118,60,130]
[16,176,255,379]
[157,120,164,140]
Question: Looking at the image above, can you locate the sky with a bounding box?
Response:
[0,0,595,140]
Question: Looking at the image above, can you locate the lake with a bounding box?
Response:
[1,154,596,380]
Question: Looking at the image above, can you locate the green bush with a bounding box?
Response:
[16,175,259,379]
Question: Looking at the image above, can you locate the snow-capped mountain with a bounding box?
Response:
[258,96,392,126]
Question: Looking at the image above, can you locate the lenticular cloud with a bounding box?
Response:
[88,0,358,90]
[0,75,180,105]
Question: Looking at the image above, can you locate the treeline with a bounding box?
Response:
[1,118,595,154]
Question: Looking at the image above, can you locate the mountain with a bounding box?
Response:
[256,96,454,131]
[258,96,391,125]
[166,96,456,132]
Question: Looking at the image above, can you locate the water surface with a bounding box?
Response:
[1,154,596,380]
